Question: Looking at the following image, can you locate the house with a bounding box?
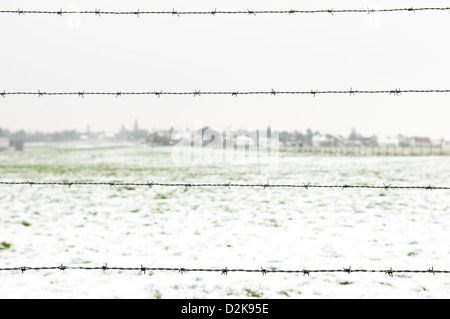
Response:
[410,137,432,147]
[432,138,446,147]
[10,140,24,151]
[378,136,400,147]
[0,137,9,151]
[312,134,341,147]
[0,138,23,151]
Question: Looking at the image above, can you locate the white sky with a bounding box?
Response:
[0,0,450,139]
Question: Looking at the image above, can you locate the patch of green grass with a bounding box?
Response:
[407,252,418,257]
[226,288,238,296]
[155,193,169,200]
[352,205,363,214]
[0,242,11,250]
[154,289,162,299]
[267,218,280,228]
[243,288,263,298]
[340,281,353,286]
[278,290,290,297]
[379,282,393,286]
[130,209,140,214]
[21,221,31,227]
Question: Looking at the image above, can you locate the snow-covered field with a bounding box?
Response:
[1,142,450,299]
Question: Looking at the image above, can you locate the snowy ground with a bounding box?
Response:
[0,142,450,299]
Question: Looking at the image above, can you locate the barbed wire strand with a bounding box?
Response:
[2,7,450,17]
[1,89,450,98]
[0,265,446,277]
[0,181,445,191]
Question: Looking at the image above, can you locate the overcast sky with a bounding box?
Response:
[1,0,450,139]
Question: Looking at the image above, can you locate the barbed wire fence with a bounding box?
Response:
[1,89,450,98]
[1,6,450,282]
[0,265,446,277]
[2,7,450,17]
[0,180,445,191]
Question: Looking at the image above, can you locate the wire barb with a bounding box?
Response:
[140,265,147,274]
[221,267,228,275]
[172,9,180,17]
[428,267,435,275]
[390,88,402,96]
[385,267,394,277]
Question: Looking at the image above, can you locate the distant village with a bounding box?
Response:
[0,123,448,152]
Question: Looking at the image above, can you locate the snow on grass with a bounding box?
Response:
[0,142,450,298]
